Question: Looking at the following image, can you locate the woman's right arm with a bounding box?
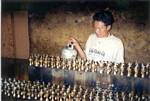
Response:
[69,37,86,59]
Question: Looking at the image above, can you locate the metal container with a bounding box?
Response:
[61,42,77,60]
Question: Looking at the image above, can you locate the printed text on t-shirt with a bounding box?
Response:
[89,48,105,57]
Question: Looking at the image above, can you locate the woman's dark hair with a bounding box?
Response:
[93,10,114,26]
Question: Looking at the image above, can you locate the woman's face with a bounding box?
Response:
[93,20,111,38]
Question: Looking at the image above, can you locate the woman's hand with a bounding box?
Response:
[68,36,86,59]
[69,37,79,46]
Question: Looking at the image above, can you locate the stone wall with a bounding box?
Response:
[2,1,150,63]
[29,9,150,63]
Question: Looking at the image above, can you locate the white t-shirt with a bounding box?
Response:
[85,33,124,63]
